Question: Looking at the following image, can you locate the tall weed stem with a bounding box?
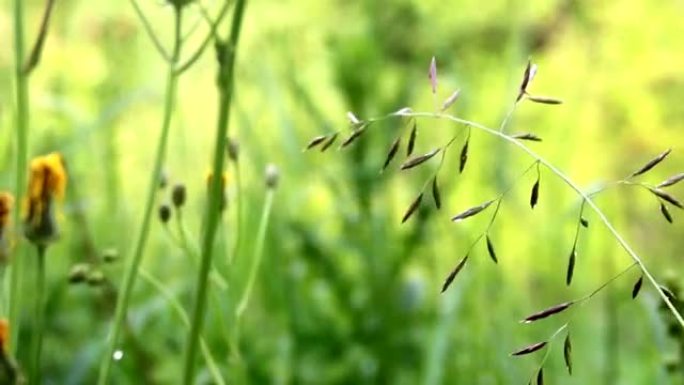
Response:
[182,0,248,382]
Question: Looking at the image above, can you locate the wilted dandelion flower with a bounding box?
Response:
[24,152,67,246]
[0,193,14,264]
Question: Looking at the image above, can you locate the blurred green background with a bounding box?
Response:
[1,0,684,383]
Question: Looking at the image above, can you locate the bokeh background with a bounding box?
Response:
[1,0,684,384]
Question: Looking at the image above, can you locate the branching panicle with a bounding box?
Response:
[308,57,684,380]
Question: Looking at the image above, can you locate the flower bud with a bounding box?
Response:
[68,263,91,284]
[265,164,280,189]
[226,138,240,162]
[86,270,105,287]
[159,204,172,224]
[102,248,119,263]
[171,184,186,208]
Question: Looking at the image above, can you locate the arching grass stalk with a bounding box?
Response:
[97,6,184,385]
[395,110,684,328]
[28,246,46,385]
[138,268,225,385]
[235,185,276,332]
[183,0,248,382]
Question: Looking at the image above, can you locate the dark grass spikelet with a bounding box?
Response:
[486,235,498,264]
[306,135,328,150]
[530,179,540,209]
[536,368,544,385]
[563,333,573,375]
[401,149,440,170]
[630,148,671,178]
[320,132,338,152]
[451,200,495,222]
[402,193,423,224]
[657,173,684,189]
[382,137,401,171]
[580,217,589,228]
[510,340,547,356]
[632,275,643,299]
[660,285,677,302]
[661,203,673,223]
[511,133,542,142]
[459,139,469,174]
[517,60,534,101]
[407,121,417,156]
[441,254,469,293]
[522,301,574,323]
[340,126,367,148]
[566,248,576,286]
[650,188,683,209]
[432,177,441,209]
[527,95,563,105]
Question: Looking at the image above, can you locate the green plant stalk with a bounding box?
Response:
[8,0,29,353]
[29,246,46,385]
[401,111,684,328]
[97,9,183,385]
[138,268,225,385]
[183,1,247,382]
[236,189,274,318]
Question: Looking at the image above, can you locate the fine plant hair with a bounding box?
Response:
[307,57,684,380]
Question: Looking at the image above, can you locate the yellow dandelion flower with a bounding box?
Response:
[24,152,68,246]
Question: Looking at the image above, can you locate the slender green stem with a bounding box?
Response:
[138,268,226,385]
[8,0,30,354]
[175,0,233,75]
[23,0,57,75]
[395,111,684,328]
[183,1,247,382]
[29,246,46,385]
[97,8,183,385]
[129,0,171,62]
[229,160,242,265]
[236,189,275,317]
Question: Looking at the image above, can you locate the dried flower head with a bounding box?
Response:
[24,152,67,246]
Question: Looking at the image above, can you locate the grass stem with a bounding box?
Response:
[8,0,30,354]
